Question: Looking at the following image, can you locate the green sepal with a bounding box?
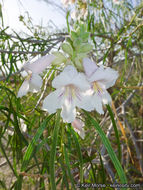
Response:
[77,43,93,53]
[77,53,87,59]
[74,57,83,71]
[71,31,78,41]
[73,38,82,49]
[81,32,90,42]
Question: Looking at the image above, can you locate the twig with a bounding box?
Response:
[122,89,136,108]
[112,101,134,164]
[1,31,65,44]
[0,38,63,81]
[124,57,135,84]
[0,49,47,55]
[0,38,64,55]
[91,33,114,41]
[122,106,143,176]
[128,23,143,37]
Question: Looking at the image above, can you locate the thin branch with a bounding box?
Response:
[122,104,143,176]
[91,33,114,41]
[1,32,65,44]
[0,35,64,56]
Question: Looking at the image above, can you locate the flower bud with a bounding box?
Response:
[61,43,73,56]
[52,51,67,65]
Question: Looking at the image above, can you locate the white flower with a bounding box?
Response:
[61,0,75,7]
[17,55,55,98]
[42,65,93,123]
[72,118,85,139]
[83,58,119,114]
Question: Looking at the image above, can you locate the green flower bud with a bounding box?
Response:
[52,51,67,65]
[61,43,73,56]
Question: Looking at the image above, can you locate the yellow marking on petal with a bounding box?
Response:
[64,84,80,103]
[93,82,103,93]
[71,86,76,98]
[26,73,32,80]
[65,85,75,98]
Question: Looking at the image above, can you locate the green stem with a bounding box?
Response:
[106,105,121,162]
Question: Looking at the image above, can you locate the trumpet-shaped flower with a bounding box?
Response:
[17,55,55,97]
[83,58,119,114]
[42,65,93,123]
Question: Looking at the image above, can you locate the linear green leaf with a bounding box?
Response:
[21,114,54,171]
[63,145,76,190]
[106,105,121,162]
[69,124,83,184]
[0,140,18,177]
[59,157,69,190]
[49,110,61,190]
[85,111,127,185]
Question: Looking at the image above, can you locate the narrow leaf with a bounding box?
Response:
[106,104,121,162]
[63,145,76,190]
[49,110,61,190]
[69,124,83,184]
[21,114,54,171]
[85,111,127,185]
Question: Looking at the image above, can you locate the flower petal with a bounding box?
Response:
[17,79,30,97]
[42,89,63,114]
[61,100,76,123]
[76,89,94,111]
[71,73,90,91]
[89,66,118,89]
[29,74,43,92]
[102,90,112,105]
[83,57,98,78]
[20,118,27,132]
[52,65,78,88]
[52,65,90,91]
[24,54,55,74]
[92,93,104,114]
